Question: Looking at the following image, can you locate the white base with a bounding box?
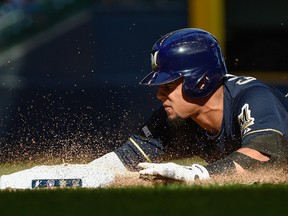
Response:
[0,163,115,189]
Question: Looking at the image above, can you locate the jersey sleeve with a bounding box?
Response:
[206,84,288,175]
[236,86,288,139]
[234,86,288,165]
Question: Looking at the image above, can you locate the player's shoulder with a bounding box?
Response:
[224,74,288,115]
[224,74,271,99]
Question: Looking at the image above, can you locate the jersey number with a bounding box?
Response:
[227,74,256,85]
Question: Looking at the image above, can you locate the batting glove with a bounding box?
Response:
[138,162,210,182]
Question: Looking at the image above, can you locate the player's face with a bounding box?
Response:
[157,78,201,120]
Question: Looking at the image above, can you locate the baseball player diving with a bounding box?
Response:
[1,28,288,189]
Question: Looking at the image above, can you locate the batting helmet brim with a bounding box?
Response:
[139,70,183,86]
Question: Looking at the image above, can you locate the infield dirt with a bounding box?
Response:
[111,167,288,188]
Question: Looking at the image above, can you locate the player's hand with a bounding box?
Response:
[137,162,210,182]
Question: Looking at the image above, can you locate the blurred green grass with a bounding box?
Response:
[0,184,288,216]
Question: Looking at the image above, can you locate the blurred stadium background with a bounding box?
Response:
[0,0,287,163]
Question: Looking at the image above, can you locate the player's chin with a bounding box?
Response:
[167,113,177,120]
[166,115,186,127]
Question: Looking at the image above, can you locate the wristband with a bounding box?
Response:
[204,158,236,176]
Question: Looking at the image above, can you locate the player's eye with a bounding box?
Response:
[163,84,176,91]
[161,78,183,91]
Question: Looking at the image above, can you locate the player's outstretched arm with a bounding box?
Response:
[137,138,288,183]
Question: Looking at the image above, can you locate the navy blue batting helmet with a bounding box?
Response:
[139,28,227,98]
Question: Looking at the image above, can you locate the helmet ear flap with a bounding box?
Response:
[182,72,206,98]
[182,72,216,99]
